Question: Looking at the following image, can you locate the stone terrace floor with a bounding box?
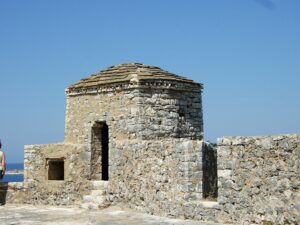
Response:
[0,204,224,225]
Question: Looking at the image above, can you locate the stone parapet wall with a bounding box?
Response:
[217,134,300,225]
[24,143,90,205]
[8,133,300,224]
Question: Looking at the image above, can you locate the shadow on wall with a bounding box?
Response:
[202,142,218,200]
[0,182,8,205]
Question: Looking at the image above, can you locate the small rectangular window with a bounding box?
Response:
[47,159,64,180]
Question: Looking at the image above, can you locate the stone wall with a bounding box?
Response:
[217,134,300,225]
[0,182,27,204]
[24,143,90,205]
[107,139,204,214]
[135,86,203,140]
[64,82,203,144]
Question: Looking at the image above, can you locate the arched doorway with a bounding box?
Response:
[91,121,109,180]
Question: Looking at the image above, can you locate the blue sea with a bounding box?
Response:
[0,163,24,182]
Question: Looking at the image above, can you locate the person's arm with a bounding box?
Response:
[2,153,5,175]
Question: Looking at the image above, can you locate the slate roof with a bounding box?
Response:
[68,63,201,90]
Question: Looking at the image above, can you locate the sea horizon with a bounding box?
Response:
[1,163,24,182]
[6,162,24,171]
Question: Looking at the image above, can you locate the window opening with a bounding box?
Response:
[47,159,64,180]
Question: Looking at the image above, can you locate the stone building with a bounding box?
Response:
[3,63,298,225]
[24,63,206,209]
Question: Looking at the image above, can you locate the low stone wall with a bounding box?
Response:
[0,182,27,204]
[24,143,90,205]
[218,134,300,224]
[10,133,300,224]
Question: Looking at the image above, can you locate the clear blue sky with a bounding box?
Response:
[0,0,299,163]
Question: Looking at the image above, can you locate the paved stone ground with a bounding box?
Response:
[0,204,223,225]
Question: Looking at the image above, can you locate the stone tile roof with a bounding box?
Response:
[68,63,202,90]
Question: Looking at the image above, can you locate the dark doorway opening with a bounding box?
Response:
[91,122,109,180]
[47,159,64,180]
[202,143,218,200]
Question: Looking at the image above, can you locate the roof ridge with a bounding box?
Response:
[67,63,201,91]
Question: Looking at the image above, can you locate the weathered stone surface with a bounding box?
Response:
[23,143,90,205]
[217,134,300,225]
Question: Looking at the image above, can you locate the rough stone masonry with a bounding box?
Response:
[217,135,300,224]
[0,63,299,225]
[23,63,206,208]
